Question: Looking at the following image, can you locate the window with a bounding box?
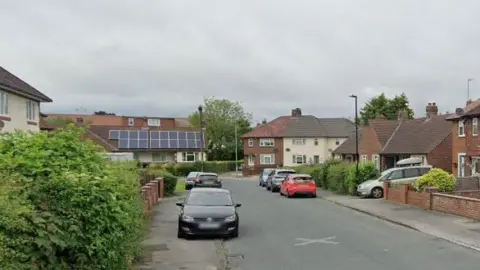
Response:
[292,139,305,145]
[472,157,480,175]
[148,118,161,127]
[182,152,196,162]
[387,170,403,180]
[0,91,7,115]
[314,139,318,145]
[458,153,466,177]
[372,154,380,169]
[293,154,306,164]
[248,138,254,147]
[128,118,135,126]
[458,121,465,137]
[335,140,340,145]
[26,101,36,121]
[248,155,255,166]
[313,155,320,164]
[260,154,275,165]
[152,152,166,162]
[403,168,420,178]
[473,118,479,136]
[259,138,274,147]
[361,155,368,163]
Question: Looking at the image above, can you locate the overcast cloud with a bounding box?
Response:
[1,0,480,122]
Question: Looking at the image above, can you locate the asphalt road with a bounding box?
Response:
[222,178,480,270]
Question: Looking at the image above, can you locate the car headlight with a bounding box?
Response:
[181,214,194,222]
[357,184,363,189]
[225,215,236,222]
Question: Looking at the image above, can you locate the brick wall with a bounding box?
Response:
[427,132,452,173]
[242,137,284,176]
[140,176,165,218]
[384,183,480,220]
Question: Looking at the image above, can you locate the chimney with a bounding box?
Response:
[291,108,302,117]
[426,102,438,118]
[455,108,464,115]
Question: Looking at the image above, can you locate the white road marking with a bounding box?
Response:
[294,236,339,246]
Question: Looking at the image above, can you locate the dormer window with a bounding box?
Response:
[148,118,161,127]
[128,118,134,126]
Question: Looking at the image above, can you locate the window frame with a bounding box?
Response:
[148,118,161,127]
[361,154,368,163]
[458,120,465,137]
[473,118,479,136]
[260,154,275,165]
[26,100,36,121]
[292,138,305,145]
[372,154,380,169]
[293,154,307,164]
[248,155,255,166]
[248,138,254,147]
[0,91,8,115]
[128,118,135,126]
[259,138,275,147]
[182,152,196,162]
[152,152,167,162]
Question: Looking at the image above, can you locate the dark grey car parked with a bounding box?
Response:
[266,169,296,192]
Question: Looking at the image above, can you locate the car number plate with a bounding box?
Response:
[300,184,308,187]
[199,222,220,229]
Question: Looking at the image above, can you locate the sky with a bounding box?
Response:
[1,0,480,123]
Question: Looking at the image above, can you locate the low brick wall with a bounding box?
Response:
[140,177,164,218]
[383,183,480,220]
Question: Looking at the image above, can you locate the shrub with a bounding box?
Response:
[344,162,380,195]
[0,125,146,269]
[146,168,178,196]
[327,162,352,193]
[320,159,343,189]
[415,168,456,192]
[151,160,243,177]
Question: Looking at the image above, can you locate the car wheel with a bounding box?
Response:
[371,187,384,199]
[177,226,185,239]
[271,186,275,192]
[286,189,292,198]
[266,185,271,190]
[311,193,317,198]
[280,189,284,196]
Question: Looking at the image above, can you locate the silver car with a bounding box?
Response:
[266,169,296,192]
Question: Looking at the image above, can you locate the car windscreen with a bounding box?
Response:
[199,175,218,181]
[293,176,312,182]
[277,171,295,176]
[187,172,198,178]
[186,192,233,206]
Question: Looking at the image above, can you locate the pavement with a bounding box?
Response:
[316,188,480,251]
[135,179,480,270]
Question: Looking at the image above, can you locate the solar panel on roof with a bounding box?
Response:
[119,131,129,139]
[139,140,148,148]
[159,140,169,148]
[109,130,119,139]
[119,139,129,148]
[129,139,138,148]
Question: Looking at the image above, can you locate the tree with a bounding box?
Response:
[359,93,414,124]
[189,98,252,161]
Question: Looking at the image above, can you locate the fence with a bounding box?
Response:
[139,175,165,218]
[384,182,480,220]
[456,176,480,190]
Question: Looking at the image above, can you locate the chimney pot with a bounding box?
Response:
[432,102,436,106]
[455,108,464,115]
[426,102,438,118]
[291,108,302,117]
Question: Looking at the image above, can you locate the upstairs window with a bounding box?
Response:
[26,101,36,121]
[259,138,274,147]
[128,118,135,126]
[292,138,305,145]
[473,118,478,136]
[458,121,465,137]
[148,118,161,127]
[248,138,254,147]
[0,91,8,115]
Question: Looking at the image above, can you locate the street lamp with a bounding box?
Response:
[349,94,359,183]
[198,105,204,172]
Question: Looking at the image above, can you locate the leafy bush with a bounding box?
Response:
[146,168,178,196]
[0,125,146,269]
[151,160,243,176]
[415,168,457,192]
[327,162,351,193]
[344,162,380,195]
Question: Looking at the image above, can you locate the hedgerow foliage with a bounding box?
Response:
[415,168,456,192]
[0,125,146,269]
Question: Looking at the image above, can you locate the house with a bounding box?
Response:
[241,108,355,175]
[446,99,480,177]
[332,117,400,169]
[334,102,452,172]
[0,66,52,132]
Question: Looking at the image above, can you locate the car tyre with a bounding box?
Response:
[286,190,292,198]
[371,187,384,199]
[177,226,185,239]
[271,186,276,192]
[311,193,317,198]
[266,185,271,190]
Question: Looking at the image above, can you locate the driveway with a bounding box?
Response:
[223,179,480,270]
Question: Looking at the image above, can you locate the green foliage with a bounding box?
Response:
[0,126,146,269]
[152,160,242,176]
[344,162,380,195]
[360,93,414,125]
[145,168,178,196]
[189,97,252,160]
[327,162,351,193]
[415,168,457,192]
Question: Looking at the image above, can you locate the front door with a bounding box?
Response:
[458,154,466,177]
[385,156,396,169]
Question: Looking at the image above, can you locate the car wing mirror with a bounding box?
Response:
[176,202,184,207]
[235,203,242,208]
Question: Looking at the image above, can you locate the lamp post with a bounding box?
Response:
[349,94,359,183]
[198,105,204,172]
[234,123,238,177]
[468,78,474,102]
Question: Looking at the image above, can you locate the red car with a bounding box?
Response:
[280,174,316,198]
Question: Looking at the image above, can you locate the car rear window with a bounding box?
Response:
[187,172,198,178]
[263,169,273,175]
[199,174,218,181]
[277,171,295,176]
[293,176,312,181]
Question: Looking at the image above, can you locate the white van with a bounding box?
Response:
[356,165,432,198]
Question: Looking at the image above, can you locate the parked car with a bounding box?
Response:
[193,172,222,188]
[280,174,316,198]
[356,165,432,198]
[259,168,275,187]
[266,168,296,192]
[176,188,241,239]
[185,171,200,190]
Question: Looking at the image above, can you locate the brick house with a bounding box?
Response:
[446,99,480,177]
[334,102,453,172]
[242,108,354,176]
[332,118,400,169]
[0,66,52,132]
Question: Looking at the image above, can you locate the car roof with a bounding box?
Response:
[274,168,296,173]
[386,165,433,173]
[198,172,218,176]
[188,171,200,174]
[288,174,311,178]
[189,187,229,193]
[263,168,275,172]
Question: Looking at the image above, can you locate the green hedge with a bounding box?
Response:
[143,168,178,196]
[0,125,146,269]
[294,160,380,195]
[414,168,456,192]
[150,160,243,177]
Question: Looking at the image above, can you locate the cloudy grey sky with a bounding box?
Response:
[1,0,479,123]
